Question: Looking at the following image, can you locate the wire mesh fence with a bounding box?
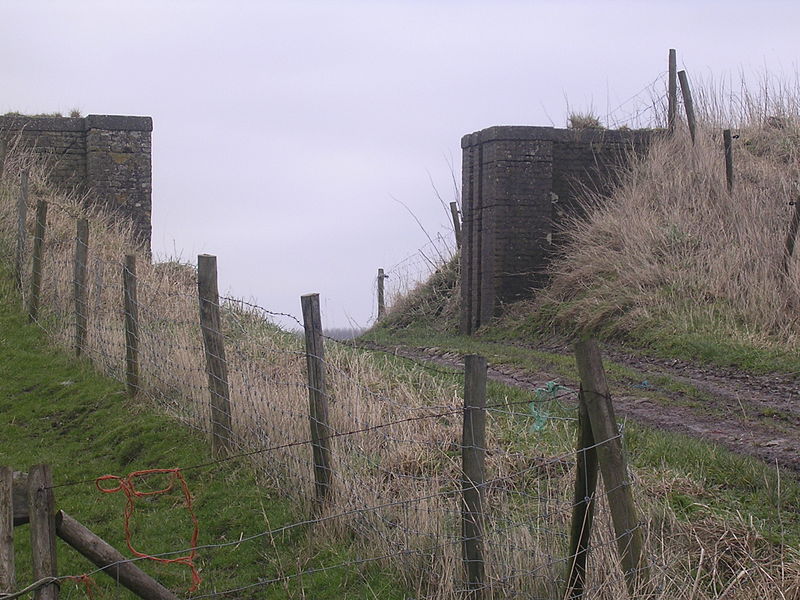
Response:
[2,138,791,600]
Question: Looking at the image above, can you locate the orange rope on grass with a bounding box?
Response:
[96,468,201,592]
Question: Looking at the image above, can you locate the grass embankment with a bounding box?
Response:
[515,95,800,374]
[0,272,402,599]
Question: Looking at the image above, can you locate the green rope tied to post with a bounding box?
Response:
[528,381,565,432]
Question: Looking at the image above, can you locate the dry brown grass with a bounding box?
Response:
[1,129,797,598]
[540,80,800,353]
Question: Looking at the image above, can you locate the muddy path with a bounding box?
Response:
[358,340,800,475]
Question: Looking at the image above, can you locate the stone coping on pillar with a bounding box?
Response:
[462,125,658,148]
[0,114,152,132]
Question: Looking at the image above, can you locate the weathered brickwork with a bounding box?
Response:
[460,126,653,334]
[0,114,153,247]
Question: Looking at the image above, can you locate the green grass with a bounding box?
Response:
[626,317,800,375]
[463,288,800,377]
[0,273,406,599]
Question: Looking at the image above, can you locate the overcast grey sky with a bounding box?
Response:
[3,1,799,328]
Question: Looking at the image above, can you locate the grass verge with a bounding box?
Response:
[0,270,405,599]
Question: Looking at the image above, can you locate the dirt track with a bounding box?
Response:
[361,341,800,475]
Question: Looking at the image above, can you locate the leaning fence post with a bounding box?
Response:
[74,219,89,357]
[122,255,140,396]
[301,293,333,507]
[723,129,734,193]
[678,70,696,144]
[0,466,15,594]
[377,268,387,319]
[15,169,29,291]
[462,354,487,600]
[55,511,178,600]
[28,464,58,600]
[197,254,233,456]
[565,386,600,600]
[667,49,677,134]
[28,197,47,322]
[450,201,462,249]
[574,339,648,596]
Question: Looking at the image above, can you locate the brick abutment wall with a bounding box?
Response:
[0,114,152,248]
[460,125,654,334]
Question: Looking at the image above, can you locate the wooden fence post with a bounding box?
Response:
[0,139,6,181]
[15,169,29,291]
[574,340,648,596]
[377,268,387,319]
[565,387,600,600]
[782,193,800,276]
[723,129,734,193]
[667,49,677,134]
[28,464,58,600]
[0,467,15,594]
[197,254,233,456]
[74,219,89,357]
[678,70,696,144]
[28,198,47,322]
[123,255,140,396]
[450,201,462,249]
[462,354,487,600]
[301,293,333,507]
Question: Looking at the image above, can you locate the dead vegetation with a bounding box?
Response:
[531,80,800,356]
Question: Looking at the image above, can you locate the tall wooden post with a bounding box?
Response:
[574,340,648,596]
[14,169,28,291]
[123,255,140,396]
[0,139,6,181]
[74,219,89,357]
[667,49,677,134]
[782,194,800,276]
[565,387,599,600]
[678,70,696,144]
[450,201,462,249]
[301,293,333,507]
[28,198,47,322]
[462,354,487,600]
[723,129,734,193]
[0,467,15,594]
[28,465,58,600]
[197,254,233,456]
[377,268,387,319]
